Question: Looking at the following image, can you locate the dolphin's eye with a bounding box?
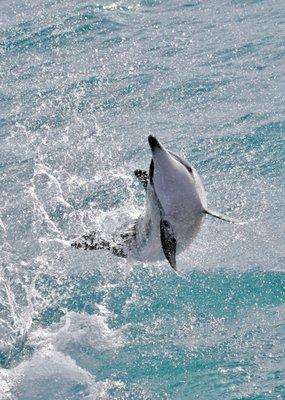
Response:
[181,162,192,175]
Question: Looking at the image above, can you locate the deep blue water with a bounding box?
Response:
[0,0,284,399]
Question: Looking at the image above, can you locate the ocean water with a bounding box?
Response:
[0,0,284,398]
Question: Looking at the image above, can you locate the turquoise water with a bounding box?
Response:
[0,0,284,398]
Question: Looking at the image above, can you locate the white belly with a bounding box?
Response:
[152,149,204,245]
[129,170,204,262]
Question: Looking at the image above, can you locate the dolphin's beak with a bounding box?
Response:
[148,135,162,151]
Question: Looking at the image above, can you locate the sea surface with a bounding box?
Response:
[0,0,284,399]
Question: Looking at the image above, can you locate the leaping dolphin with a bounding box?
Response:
[72,136,240,271]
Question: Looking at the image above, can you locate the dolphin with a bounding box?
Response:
[72,135,240,271]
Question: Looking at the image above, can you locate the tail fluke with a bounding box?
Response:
[71,231,111,250]
[71,230,128,258]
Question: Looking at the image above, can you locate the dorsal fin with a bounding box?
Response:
[160,219,177,271]
[149,159,154,185]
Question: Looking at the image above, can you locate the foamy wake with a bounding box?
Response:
[0,310,125,399]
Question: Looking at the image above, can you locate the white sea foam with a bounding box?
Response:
[1,348,111,400]
[0,310,125,400]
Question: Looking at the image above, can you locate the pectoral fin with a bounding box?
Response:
[160,219,177,271]
[203,208,242,224]
[134,169,149,189]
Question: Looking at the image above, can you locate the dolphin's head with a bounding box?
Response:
[148,135,163,152]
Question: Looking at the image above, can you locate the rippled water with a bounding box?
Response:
[0,0,284,399]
